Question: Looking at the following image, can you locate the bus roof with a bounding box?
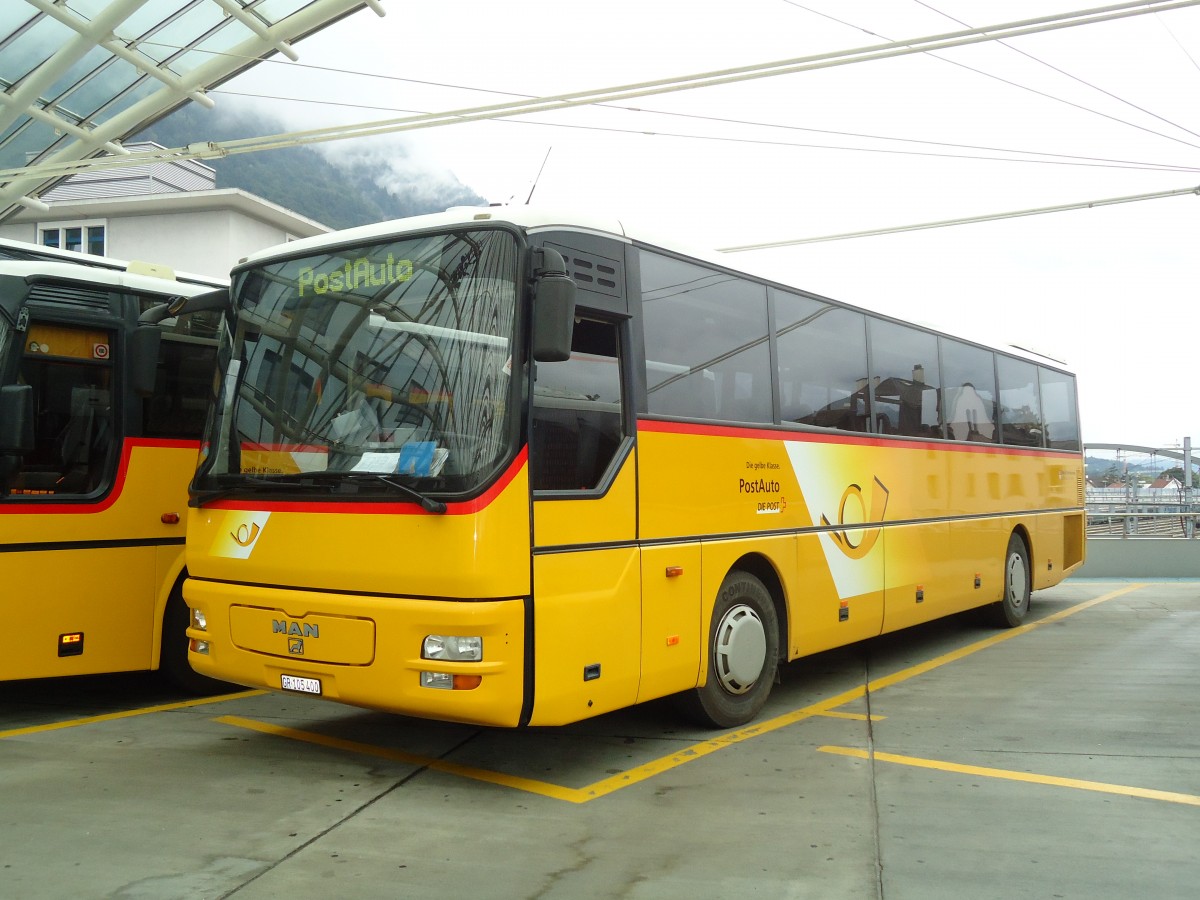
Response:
[229,205,1072,373]
[0,236,225,290]
[0,259,223,298]
[233,206,635,270]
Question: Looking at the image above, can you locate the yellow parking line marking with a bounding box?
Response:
[860,584,1145,695]
[216,715,587,803]
[0,690,265,740]
[214,586,1147,803]
[819,745,1200,807]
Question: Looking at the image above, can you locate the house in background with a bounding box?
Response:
[0,143,328,279]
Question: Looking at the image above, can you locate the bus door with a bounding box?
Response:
[529,313,640,725]
[0,318,155,679]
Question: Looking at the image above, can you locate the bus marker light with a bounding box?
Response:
[161,512,180,525]
[665,635,680,646]
[58,632,84,657]
[839,601,849,622]
[665,566,684,578]
[453,674,483,690]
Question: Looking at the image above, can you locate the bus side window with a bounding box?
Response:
[10,324,116,497]
[641,251,771,423]
[774,289,870,433]
[143,337,219,439]
[998,356,1043,447]
[531,317,625,492]
[940,337,997,442]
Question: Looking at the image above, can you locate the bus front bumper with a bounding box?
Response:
[184,578,527,727]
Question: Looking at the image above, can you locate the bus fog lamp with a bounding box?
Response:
[422,635,482,661]
[190,639,210,655]
[420,671,483,691]
[421,671,453,690]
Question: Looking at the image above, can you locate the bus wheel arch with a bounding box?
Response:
[159,573,229,694]
[989,529,1032,628]
[678,559,782,729]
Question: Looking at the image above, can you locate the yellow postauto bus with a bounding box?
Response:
[0,244,226,690]
[184,207,1085,727]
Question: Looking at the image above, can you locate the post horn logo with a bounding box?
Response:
[231,522,261,547]
[821,476,889,560]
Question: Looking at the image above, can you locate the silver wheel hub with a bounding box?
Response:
[713,604,767,695]
[1006,551,1028,609]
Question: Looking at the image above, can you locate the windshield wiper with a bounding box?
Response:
[189,474,298,508]
[342,473,447,514]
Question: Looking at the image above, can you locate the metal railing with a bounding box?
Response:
[1086,502,1200,539]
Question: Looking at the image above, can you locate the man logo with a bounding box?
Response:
[273,620,319,638]
[288,638,305,656]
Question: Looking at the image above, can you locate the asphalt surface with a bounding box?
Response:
[2,579,1197,899]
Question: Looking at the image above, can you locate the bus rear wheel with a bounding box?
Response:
[678,571,779,729]
[989,533,1031,628]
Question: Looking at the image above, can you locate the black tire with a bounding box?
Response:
[989,533,1031,628]
[677,571,779,729]
[159,579,230,694]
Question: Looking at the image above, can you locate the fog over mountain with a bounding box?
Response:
[135,101,486,230]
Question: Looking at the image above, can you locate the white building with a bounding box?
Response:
[0,143,328,279]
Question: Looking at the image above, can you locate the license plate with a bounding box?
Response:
[280,674,321,695]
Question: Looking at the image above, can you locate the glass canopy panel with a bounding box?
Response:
[0,0,380,222]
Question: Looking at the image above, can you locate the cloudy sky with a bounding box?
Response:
[219,0,1200,451]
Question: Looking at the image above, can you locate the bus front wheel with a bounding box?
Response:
[990,534,1031,628]
[678,571,779,729]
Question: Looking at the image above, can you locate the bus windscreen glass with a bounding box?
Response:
[197,229,519,497]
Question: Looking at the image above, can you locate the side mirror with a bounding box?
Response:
[129,325,162,398]
[0,384,34,453]
[531,248,576,362]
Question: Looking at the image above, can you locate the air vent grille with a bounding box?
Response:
[546,242,623,300]
[28,281,111,311]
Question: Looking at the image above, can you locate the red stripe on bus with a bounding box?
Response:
[0,438,200,515]
[203,447,529,516]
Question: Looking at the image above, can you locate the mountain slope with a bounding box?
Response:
[135,103,486,230]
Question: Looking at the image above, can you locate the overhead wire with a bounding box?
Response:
[716,183,1200,251]
[161,1,1200,176]
[1154,8,1200,74]
[143,33,1190,174]
[209,88,1200,174]
[4,0,1199,181]
[909,0,1200,142]
[785,0,1200,152]
[211,90,1200,176]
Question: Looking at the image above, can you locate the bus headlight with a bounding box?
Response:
[422,635,482,661]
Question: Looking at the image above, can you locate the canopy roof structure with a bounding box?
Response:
[0,0,383,224]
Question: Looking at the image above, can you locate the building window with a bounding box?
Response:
[39,221,106,257]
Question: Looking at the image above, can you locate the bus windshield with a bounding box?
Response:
[195,228,520,498]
